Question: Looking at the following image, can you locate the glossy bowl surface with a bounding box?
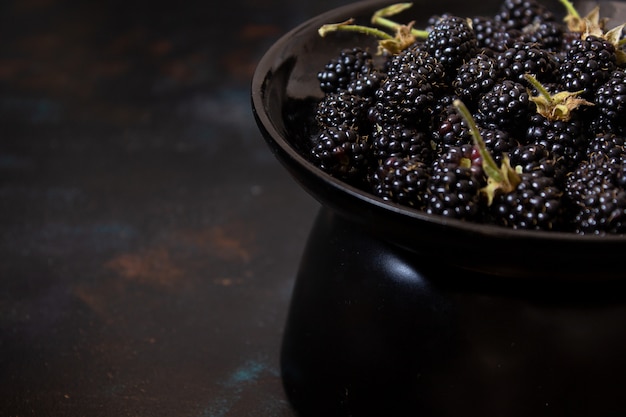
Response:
[251,0,626,280]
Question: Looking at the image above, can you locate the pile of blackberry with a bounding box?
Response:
[304,0,626,235]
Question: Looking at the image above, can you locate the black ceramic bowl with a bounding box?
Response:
[252,1,626,416]
[251,0,626,280]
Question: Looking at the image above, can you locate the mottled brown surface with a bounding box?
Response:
[0,0,352,415]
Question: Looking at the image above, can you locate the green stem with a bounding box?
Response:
[453,99,502,183]
[318,21,394,39]
[559,0,580,19]
[524,73,552,102]
[370,3,429,39]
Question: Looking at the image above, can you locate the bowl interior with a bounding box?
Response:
[251,0,626,280]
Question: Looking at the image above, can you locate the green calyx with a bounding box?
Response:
[524,74,593,122]
[559,0,607,34]
[318,3,429,55]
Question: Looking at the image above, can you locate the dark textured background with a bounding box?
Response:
[0,0,354,415]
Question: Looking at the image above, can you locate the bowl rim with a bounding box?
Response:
[251,0,626,244]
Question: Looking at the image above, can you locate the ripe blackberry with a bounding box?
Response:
[518,20,565,52]
[384,45,447,87]
[558,35,617,99]
[495,40,559,85]
[424,15,478,78]
[452,53,501,109]
[489,169,565,231]
[508,142,569,186]
[310,124,372,183]
[426,144,484,220]
[526,112,588,174]
[594,69,626,134]
[494,0,556,30]
[565,154,626,234]
[317,47,374,94]
[476,79,532,130]
[370,156,431,209]
[346,69,386,102]
[314,89,371,132]
[479,126,519,166]
[586,132,626,164]
[371,122,434,164]
[431,102,472,153]
[471,16,515,52]
[373,70,436,128]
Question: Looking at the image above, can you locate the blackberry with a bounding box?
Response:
[518,19,565,52]
[494,0,556,30]
[426,144,484,220]
[315,89,371,132]
[586,132,626,164]
[452,52,501,109]
[471,16,516,52]
[489,169,565,230]
[424,15,478,78]
[370,155,431,209]
[479,126,519,166]
[317,47,374,94]
[346,69,387,102]
[565,154,626,234]
[526,112,588,174]
[384,45,447,87]
[371,122,434,163]
[373,70,436,127]
[524,75,594,176]
[476,79,532,130]
[558,35,617,99]
[431,102,472,153]
[508,142,569,186]
[495,40,559,85]
[594,69,626,134]
[310,124,372,182]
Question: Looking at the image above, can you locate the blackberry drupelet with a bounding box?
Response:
[317,47,374,94]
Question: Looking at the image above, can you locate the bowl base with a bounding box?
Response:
[281,207,626,417]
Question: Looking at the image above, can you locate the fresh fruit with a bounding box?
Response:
[299,0,626,235]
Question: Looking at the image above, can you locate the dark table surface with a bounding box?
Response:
[0,0,353,415]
